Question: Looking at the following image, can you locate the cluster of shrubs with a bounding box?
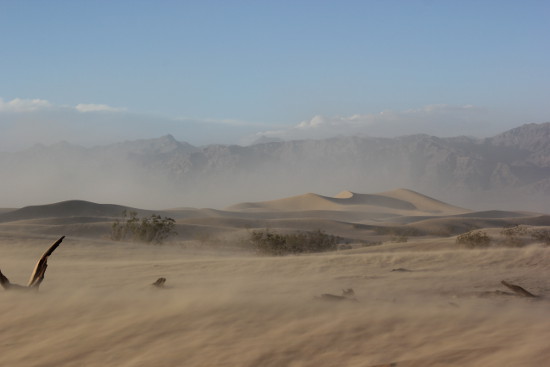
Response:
[531,228,550,245]
[499,225,550,247]
[390,235,408,243]
[456,230,492,248]
[111,210,177,244]
[499,225,529,247]
[456,225,550,248]
[249,229,339,256]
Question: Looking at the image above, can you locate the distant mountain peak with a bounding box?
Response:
[248,135,285,145]
[158,134,177,142]
[107,135,198,155]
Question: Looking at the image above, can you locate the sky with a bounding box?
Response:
[1,0,549,150]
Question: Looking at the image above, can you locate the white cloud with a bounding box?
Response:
[75,103,126,113]
[246,104,494,143]
[0,96,518,151]
[0,96,264,151]
[0,97,125,114]
[0,97,52,112]
[0,97,127,151]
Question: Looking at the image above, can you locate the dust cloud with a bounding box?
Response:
[2,126,549,212]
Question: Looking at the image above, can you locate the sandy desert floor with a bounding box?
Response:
[1,234,549,367]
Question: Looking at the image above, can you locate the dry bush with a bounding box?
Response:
[390,235,408,243]
[499,225,550,247]
[456,230,492,249]
[249,229,339,256]
[500,225,529,247]
[530,228,550,245]
[111,210,177,244]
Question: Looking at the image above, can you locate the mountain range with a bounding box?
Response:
[1,122,549,212]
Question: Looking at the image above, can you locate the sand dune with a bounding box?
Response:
[227,192,344,212]
[1,201,259,223]
[0,200,141,223]
[377,188,468,214]
[452,210,536,219]
[0,208,16,215]
[334,190,417,209]
[227,188,469,216]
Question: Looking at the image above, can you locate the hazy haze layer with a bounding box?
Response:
[1,122,548,212]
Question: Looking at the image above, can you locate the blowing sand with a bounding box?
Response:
[1,236,549,367]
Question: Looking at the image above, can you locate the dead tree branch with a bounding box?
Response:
[0,236,65,291]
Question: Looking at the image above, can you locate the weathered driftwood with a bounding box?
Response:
[317,288,358,302]
[0,236,65,291]
[501,280,538,298]
[152,277,167,288]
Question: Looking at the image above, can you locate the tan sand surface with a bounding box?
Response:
[1,190,549,366]
[1,235,549,367]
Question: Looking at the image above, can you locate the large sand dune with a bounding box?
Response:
[1,189,549,366]
[227,188,468,216]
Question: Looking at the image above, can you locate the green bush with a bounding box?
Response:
[456,230,491,249]
[111,210,177,244]
[249,229,339,256]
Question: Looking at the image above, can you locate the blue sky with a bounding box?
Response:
[1,0,549,149]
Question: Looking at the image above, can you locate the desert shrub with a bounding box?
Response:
[501,224,528,236]
[111,210,177,244]
[500,225,528,247]
[456,230,492,249]
[530,228,550,246]
[390,235,408,243]
[249,229,339,256]
[337,244,353,251]
[360,240,383,247]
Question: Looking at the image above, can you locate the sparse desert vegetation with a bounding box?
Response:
[456,230,492,248]
[456,225,550,249]
[500,224,530,247]
[111,210,177,244]
[249,228,339,255]
[529,228,550,246]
